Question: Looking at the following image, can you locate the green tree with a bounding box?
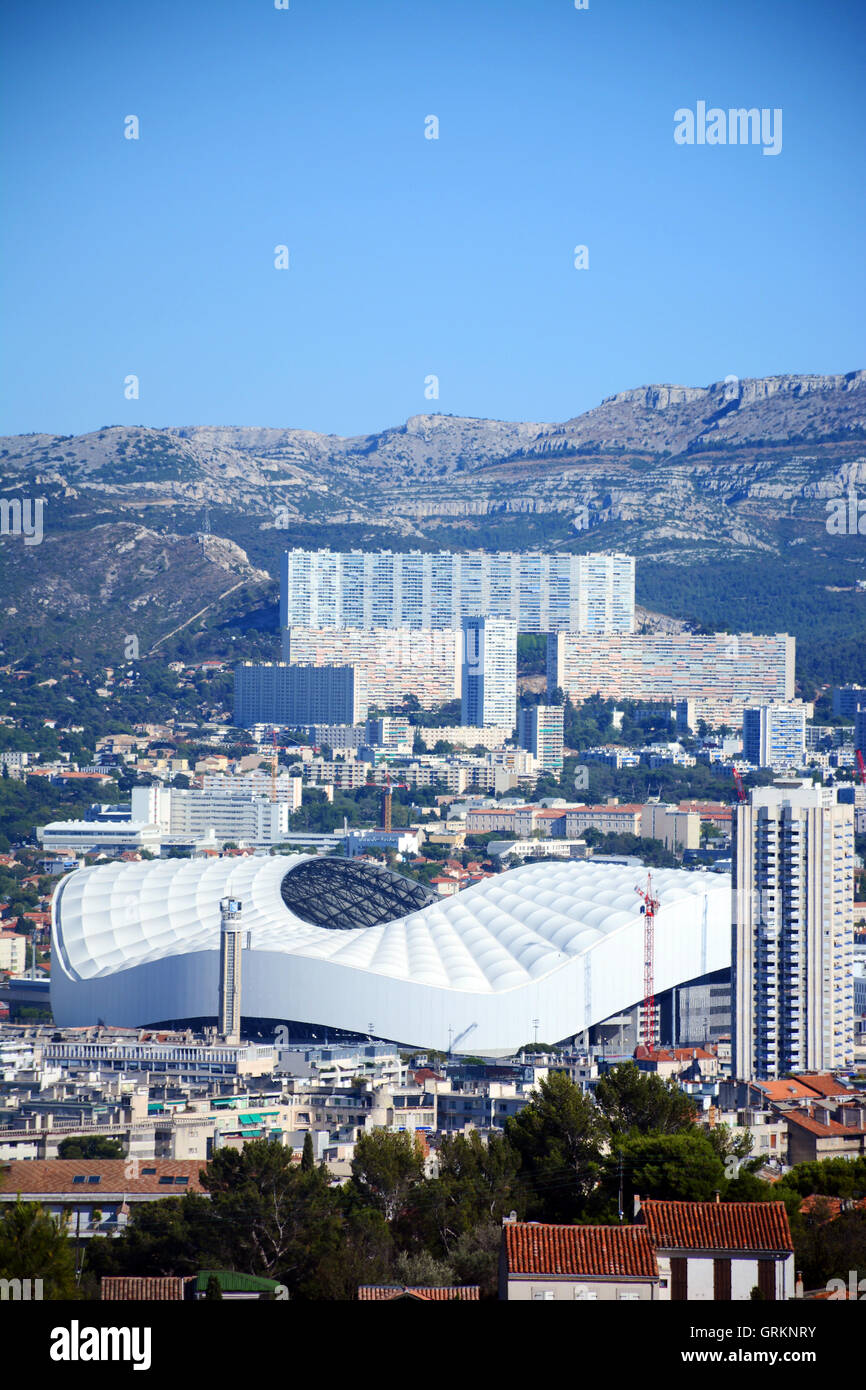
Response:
[350,1130,426,1224]
[448,1221,502,1300]
[393,1248,455,1287]
[504,1072,604,1222]
[301,1132,315,1173]
[595,1062,697,1138]
[204,1274,223,1300]
[0,1199,79,1299]
[200,1139,340,1290]
[57,1135,125,1160]
[84,1194,217,1280]
[600,1133,727,1209]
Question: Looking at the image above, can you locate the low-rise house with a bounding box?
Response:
[637,1198,794,1301]
[500,1221,659,1301]
[0,1159,206,1238]
[785,1103,866,1164]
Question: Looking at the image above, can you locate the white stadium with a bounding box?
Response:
[51,855,732,1053]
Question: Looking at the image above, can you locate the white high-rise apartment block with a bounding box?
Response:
[130,786,295,847]
[518,704,565,772]
[741,703,807,770]
[281,549,635,634]
[732,782,855,1081]
[461,616,518,730]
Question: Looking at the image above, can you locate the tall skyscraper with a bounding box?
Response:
[218,897,244,1044]
[281,548,635,634]
[742,703,807,769]
[461,616,518,730]
[732,782,855,1081]
[518,704,565,771]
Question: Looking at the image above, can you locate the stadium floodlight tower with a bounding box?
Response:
[218,896,244,1044]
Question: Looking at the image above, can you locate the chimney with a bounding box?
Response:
[795,1271,804,1299]
[633,1193,642,1220]
[714,1189,721,1204]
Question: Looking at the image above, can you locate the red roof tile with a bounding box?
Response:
[797,1073,853,1099]
[102,1277,189,1301]
[358,1285,480,1301]
[756,1079,821,1103]
[0,1159,206,1196]
[784,1109,866,1139]
[504,1222,656,1279]
[640,1200,793,1253]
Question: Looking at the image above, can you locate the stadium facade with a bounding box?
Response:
[51,856,731,1054]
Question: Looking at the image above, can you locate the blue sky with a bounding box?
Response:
[1,0,863,438]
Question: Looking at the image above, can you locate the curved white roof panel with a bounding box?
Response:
[51,855,731,1053]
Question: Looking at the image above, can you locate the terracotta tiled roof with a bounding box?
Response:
[503,1222,657,1279]
[784,1109,866,1139]
[640,1200,793,1254]
[0,1159,206,1196]
[754,1079,820,1103]
[797,1073,853,1099]
[358,1285,480,1301]
[799,1194,866,1219]
[102,1277,189,1301]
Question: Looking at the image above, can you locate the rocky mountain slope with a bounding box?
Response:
[1,372,864,669]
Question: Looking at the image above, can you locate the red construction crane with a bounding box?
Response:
[857,750,866,787]
[635,873,660,1049]
[732,766,746,803]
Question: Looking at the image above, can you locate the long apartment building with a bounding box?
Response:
[732,782,855,1081]
[129,785,295,847]
[284,627,462,714]
[548,632,795,728]
[281,548,635,634]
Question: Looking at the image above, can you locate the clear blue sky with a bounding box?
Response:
[1,0,863,438]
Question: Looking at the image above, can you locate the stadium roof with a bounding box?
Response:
[51,856,732,1053]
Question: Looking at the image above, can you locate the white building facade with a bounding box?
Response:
[461,616,518,731]
[732,782,855,1080]
[281,548,635,634]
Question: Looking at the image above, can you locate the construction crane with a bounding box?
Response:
[635,873,660,1049]
[857,750,866,787]
[732,766,746,803]
[381,774,408,832]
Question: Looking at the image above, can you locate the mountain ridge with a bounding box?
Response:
[1,371,864,677]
